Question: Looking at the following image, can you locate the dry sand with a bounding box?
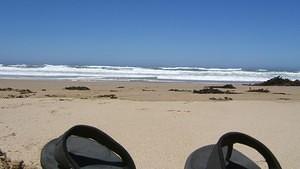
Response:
[0,79,300,169]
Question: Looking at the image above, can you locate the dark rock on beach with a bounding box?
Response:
[255,76,300,86]
[64,86,90,90]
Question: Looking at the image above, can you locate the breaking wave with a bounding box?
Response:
[0,64,299,82]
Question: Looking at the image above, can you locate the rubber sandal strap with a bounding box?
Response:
[54,125,136,169]
[206,132,282,169]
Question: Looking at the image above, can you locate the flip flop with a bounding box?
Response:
[41,125,136,169]
[185,132,282,169]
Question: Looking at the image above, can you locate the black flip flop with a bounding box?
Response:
[41,125,136,169]
[185,132,282,169]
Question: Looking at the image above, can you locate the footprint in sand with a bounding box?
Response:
[168,109,191,114]
[1,103,32,109]
[0,132,16,140]
[23,143,37,150]
[98,102,109,105]
[50,110,57,114]
[168,109,180,112]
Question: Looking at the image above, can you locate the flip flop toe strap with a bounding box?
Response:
[54,125,136,169]
[206,132,282,169]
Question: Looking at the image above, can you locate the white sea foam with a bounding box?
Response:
[0,64,299,82]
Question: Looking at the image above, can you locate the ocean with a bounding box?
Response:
[0,64,299,83]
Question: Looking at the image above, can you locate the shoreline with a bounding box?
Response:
[0,77,262,84]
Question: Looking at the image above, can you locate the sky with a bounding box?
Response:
[0,1,299,70]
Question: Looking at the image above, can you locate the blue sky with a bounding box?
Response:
[0,1,299,70]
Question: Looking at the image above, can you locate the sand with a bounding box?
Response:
[0,79,300,169]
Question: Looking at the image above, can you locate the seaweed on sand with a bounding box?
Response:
[64,86,90,90]
[247,88,270,93]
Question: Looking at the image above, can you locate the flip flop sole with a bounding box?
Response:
[41,136,125,169]
[185,145,260,169]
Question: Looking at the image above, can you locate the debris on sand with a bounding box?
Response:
[193,88,224,94]
[64,86,90,90]
[193,88,239,94]
[116,86,125,88]
[206,84,236,89]
[168,89,192,92]
[94,94,118,99]
[0,149,36,169]
[142,89,155,92]
[15,89,34,95]
[16,95,30,98]
[0,88,13,91]
[255,76,300,86]
[273,92,287,95]
[2,95,15,99]
[209,97,233,101]
[278,98,291,100]
[0,88,35,99]
[58,98,72,101]
[247,88,270,93]
[45,94,58,97]
[0,88,34,94]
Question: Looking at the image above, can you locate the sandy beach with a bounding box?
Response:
[0,79,300,169]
